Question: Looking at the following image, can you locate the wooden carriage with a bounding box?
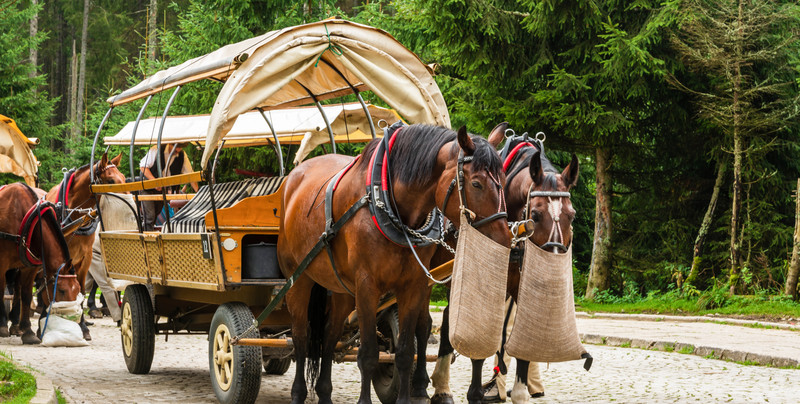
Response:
[90,18,453,403]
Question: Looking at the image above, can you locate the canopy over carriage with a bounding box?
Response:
[90,18,454,404]
[0,114,39,186]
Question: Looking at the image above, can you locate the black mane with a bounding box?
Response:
[358,124,503,188]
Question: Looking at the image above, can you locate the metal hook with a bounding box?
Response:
[377,119,389,130]
[504,128,516,139]
[535,131,546,142]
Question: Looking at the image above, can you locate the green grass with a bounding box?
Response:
[0,352,37,404]
[56,388,66,404]
[576,293,800,323]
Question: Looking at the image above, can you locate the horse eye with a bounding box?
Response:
[471,181,483,190]
[531,210,542,222]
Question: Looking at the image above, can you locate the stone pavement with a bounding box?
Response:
[574,313,800,368]
[1,311,798,403]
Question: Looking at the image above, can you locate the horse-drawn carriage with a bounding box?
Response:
[91,18,458,403]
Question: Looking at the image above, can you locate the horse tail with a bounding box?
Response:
[306,282,327,390]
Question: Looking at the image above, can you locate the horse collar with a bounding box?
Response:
[365,122,444,247]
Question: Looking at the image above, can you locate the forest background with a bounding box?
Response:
[2,0,800,308]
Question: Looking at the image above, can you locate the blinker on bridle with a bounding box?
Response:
[442,152,508,228]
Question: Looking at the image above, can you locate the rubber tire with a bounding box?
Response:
[263,357,291,375]
[121,284,155,374]
[372,305,415,404]
[209,302,261,404]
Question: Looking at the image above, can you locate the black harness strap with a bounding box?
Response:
[240,192,370,337]
[323,164,358,296]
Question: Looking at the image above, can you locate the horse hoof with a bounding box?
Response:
[21,331,41,345]
[88,309,103,319]
[9,325,22,336]
[431,393,455,404]
[82,329,92,341]
[0,326,9,338]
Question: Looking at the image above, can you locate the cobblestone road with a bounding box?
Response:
[3,316,799,403]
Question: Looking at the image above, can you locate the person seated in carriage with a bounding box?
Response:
[139,142,199,230]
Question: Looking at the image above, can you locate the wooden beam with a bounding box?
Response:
[135,193,196,201]
[91,171,204,193]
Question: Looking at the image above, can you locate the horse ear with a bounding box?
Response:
[529,149,544,185]
[562,153,579,189]
[99,152,109,168]
[487,122,508,148]
[457,126,476,155]
[111,153,123,166]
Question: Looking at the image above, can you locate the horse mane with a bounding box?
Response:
[357,125,503,188]
[520,147,560,190]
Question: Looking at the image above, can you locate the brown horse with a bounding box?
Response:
[0,183,81,344]
[430,130,579,404]
[44,152,126,340]
[278,124,511,404]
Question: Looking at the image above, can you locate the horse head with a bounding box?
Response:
[39,264,81,307]
[94,152,126,185]
[501,136,579,253]
[437,125,511,248]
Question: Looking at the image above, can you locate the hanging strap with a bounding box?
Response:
[233,192,370,344]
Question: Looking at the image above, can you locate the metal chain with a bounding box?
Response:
[378,203,456,255]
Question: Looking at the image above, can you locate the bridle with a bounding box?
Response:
[56,162,118,230]
[527,187,571,253]
[503,135,571,253]
[441,150,508,229]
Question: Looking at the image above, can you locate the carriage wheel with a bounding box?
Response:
[121,284,155,374]
[262,358,291,375]
[373,305,415,404]
[209,302,261,404]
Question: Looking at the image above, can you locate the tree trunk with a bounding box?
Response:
[729,0,744,295]
[148,0,158,63]
[686,159,727,288]
[68,40,77,137]
[585,146,613,300]
[786,179,800,300]
[28,0,38,78]
[74,0,90,140]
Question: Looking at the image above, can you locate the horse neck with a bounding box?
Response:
[48,168,97,212]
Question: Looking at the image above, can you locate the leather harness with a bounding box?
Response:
[0,184,72,268]
[234,124,508,341]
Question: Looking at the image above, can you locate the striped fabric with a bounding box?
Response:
[162,176,284,233]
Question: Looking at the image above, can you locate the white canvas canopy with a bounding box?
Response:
[104,103,401,164]
[0,114,39,186]
[103,18,450,169]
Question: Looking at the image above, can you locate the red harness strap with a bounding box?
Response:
[332,155,361,193]
[502,142,535,173]
[18,203,57,266]
[56,171,77,207]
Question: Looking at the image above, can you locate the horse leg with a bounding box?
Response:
[410,292,432,403]
[509,359,530,404]
[18,269,40,345]
[0,270,9,337]
[284,275,316,404]
[315,293,354,404]
[87,282,103,318]
[394,284,427,404]
[9,272,22,336]
[466,358,485,404]
[431,300,455,404]
[355,281,380,404]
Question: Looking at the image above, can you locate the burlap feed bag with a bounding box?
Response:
[448,214,510,359]
[505,239,588,363]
